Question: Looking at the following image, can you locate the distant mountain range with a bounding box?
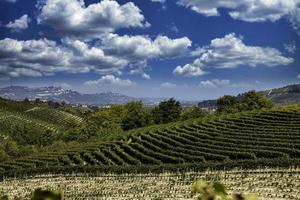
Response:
[0,86,162,106]
[1,84,300,106]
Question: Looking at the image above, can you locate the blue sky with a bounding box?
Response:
[0,0,299,100]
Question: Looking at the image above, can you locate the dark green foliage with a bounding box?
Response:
[217,91,273,113]
[122,101,152,130]
[31,188,62,200]
[217,95,240,113]
[241,90,273,111]
[0,195,8,200]
[181,107,208,120]
[152,98,182,124]
[8,124,59,147]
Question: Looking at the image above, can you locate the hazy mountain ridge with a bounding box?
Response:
[261,84,300,104]
[0,86,162,106]
[1,84,300,106]
[198,84,300,108]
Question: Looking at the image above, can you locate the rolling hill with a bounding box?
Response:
[262,84,300,104]
[0,97,84,135]
[1,104,300,177]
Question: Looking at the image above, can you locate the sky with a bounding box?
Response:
[0,0,299,100]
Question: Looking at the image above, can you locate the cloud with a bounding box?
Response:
[284,41,297,53]
[37,0,149,39]
[168,22,179,33]
[53,82,72,89]
[0,38,128,78]
[62,38,128,74]
[0,33,192,79]
[161,82,177,88]
[199,33,293,68]
[5,14,31,32]
[174,33,294,77]
[297,74,300,79]
[84,75,135,87]
[1,0,18,3]
[177,0,300,35]
[199,79,230,88]
[102,34,192,61]
[177,0,299,22]
[289,7,300,35]
[151,0,166,3]
[128,61,151,80]
[173,64,207,77]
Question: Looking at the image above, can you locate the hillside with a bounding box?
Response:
[1,104,300,176]
[262,84,300,104]
[0,97,84,135]
[198,84,300,109]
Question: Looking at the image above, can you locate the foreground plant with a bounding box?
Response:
[31,189,62,200]
[192,180,258,200]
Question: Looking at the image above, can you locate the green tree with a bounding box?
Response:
[241,90,273,111]
[181,107,208,120]
[217,95,240,113]
[4,139,19,158]
[63,105,127,142]
[9,124,59,147]
[152,98,182,124]
[122,101,152,130]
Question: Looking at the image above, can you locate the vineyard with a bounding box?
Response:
[1,105,300,177]
[0,109,64,133]
[1,168,300,199]
[0,98,84,134]
[25,107,84,128]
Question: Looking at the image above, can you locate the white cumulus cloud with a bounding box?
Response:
[177,0,300,35]
[199,79,230,88]
[0,38,127,78]
[5,14,31,32]
[84,75,135,87]
[101,34,192,61]
[173,64,207,77]
[174,33,294,77]
[37,0,149,39]
[0,33,192,79]
[177,0,300,22]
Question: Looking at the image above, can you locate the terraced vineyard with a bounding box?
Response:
[25,107,84,128]
[0,98,84,135]
[1,105,300,177]
[0,110,60,133]
[1,168,300,199]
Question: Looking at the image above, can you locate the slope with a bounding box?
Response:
[1,104,300,176]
